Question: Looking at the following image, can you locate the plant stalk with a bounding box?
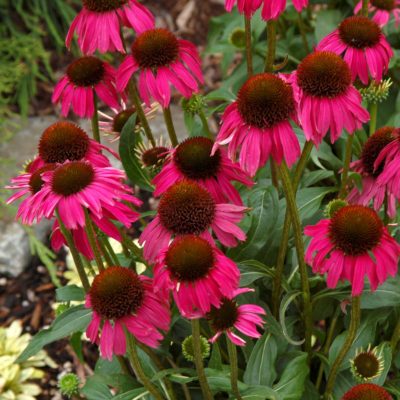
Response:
[191,319,213,399]
[84,209,104,272]
[199,109,213,139]
[91,94,101,143]
[361,0,369,16]
[244,16,253,77]
[264,20,277,72]
[226,336,242,400]
[163,107,179,146]
[324,296,361,398]
[390,318,400,355]
[369,103,378,135]
[338,133,355,199]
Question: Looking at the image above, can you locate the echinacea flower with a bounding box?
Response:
[214,73,301,176]
[355,0,400,27]
[375,128,400,199]
[116,28,203,108]
[53,56,119,118]
[152,137,253,205]
[139,181,247,262]
[66,0,154,54]
[341,383,392,400]
[350,345,384,382]
[98,100,157,142]
[348,126,397,217]
[207,288,265,346]
[305,205,400,296]
[317,16,393,85]
[85,266,170,360]
[153,235,240,318]
[19,160,141,230]
[290,51,370,146]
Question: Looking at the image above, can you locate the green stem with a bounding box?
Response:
[120,230,146,264]
[338,133,355,199]
[226,336,242,400]
[272,141,313,318]
[84,209,104,272]
[244,16,253,77]
[163,107,178,146]
[129,79,156,147]
[125,332,165,400]
[315,306,340,391]
[199,109,213,139]
[361,0,369,16]
[91,94,101,143]
[264,20,277,73]
[191,319,213,399]
[101,236,120,266]
[369,103,378,135]
[390,318,400,355]
[324,297,361,398]
[96,237,114,267]
[56,212,90,292]
[297,13,310,54]
[278,162,313,360]
[270,159,279,188]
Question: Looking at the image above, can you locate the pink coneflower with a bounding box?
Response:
[153,235,240,318]
[98,100,157,142]
[139,181,247,262]
[53,56,119,119]
[317,16,393,85]
[355,0,400,27]
[85,266,170,360]
[19,160,141,229]
[66,0,154,55]
[116,28,203,108]
[213,73,300,177]
[225,0,308,18]
[375,128,400,198]
[342,383,393,400]
[207,288,265,346]
[305,205,400,296]
[348,126,396,217]
[152,137,253,205]
[290,51,369,146]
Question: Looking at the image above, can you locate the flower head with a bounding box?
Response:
[341,383,392,400]
[153,235,240,318]
[317,16,393,85]
[354,0,400,27]
[214,73,301,176]
[66,0,154,54]
[305,205,400,296]
[207,288,265,346]
[117,28,203,108]
[85,266,170,359]
[350,345,384,382]
[152,137,253,205]
[52,56,119,118]
[348,126,397,217]
[139,181,247,262]
[182,335,210,362]
[290,51,370,146]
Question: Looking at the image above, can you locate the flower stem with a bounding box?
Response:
[244,16,253,77]
[297,13,310,54]
[91,94,101,143]
[361,0,369,16]
[264,20,277,73]
[199,109,213,139]
[226,336,242,400]
[272,141,313,318]
[324,296,361,398]
[369,103,378,135]
[56,212,90,292]
[390,318,400,355]
[278,162,313,360]
[129,79,156,147]
[119,229,146,264]
[84,209,104,272]
[125,332,165,400]
[101,235,120,266]
[163,107,178,146]
[191,319,213,399]
[338,133,355,199]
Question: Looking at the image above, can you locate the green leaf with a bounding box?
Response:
[273,353,309,400]
[238,260,274,286]
[81,375,113,400]
[361,275,400,309]
[315,10,342,42]
[240,385,280,400]
[17,305,92,362]
[279,292,305,346]
[112,388,148,400]
[244,332,278,386]
[297,187,336,221]
[208,341,223,370]
[119,113,153,192]
[56,285,85,302]
[205,368,248,392]
[70,331,84,363]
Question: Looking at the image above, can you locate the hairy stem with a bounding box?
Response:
[264,20,277,72]
[369,103,378,135]
[163,107,179,146]
[91,95,101,143]
[191,319,213,399]
[324,297,361,398]
[84,209,104,272]
[199,109,213,139]
[226,336,242,400]
[244,16,253,77]
[338,133,355,199]
[390,318,400,355]
[278,162,313,360]
[361,0,369,16]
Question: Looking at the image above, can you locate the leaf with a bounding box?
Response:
[70,331,84,363]
[241,385,280,400]
[315,10,342,42]
[208,341,223,370]
[119,113,153,192]
[273,353,309,400]
[238,260,274,286]
[244,332,278,386]
[205,368,248,392]
[17,305,92,362]
[279,292,305,346]
[361,275,400,309]
[56,285,85,302]
[81,375,113,400]
[297,187,336,221]
[112,388,149,400]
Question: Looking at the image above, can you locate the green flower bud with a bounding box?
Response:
[324,199,348,218]
[182,94,206,115]
[360,79,392,104]
[182,335,210,362]
[58,373,80,398]
[229,28,246,49]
